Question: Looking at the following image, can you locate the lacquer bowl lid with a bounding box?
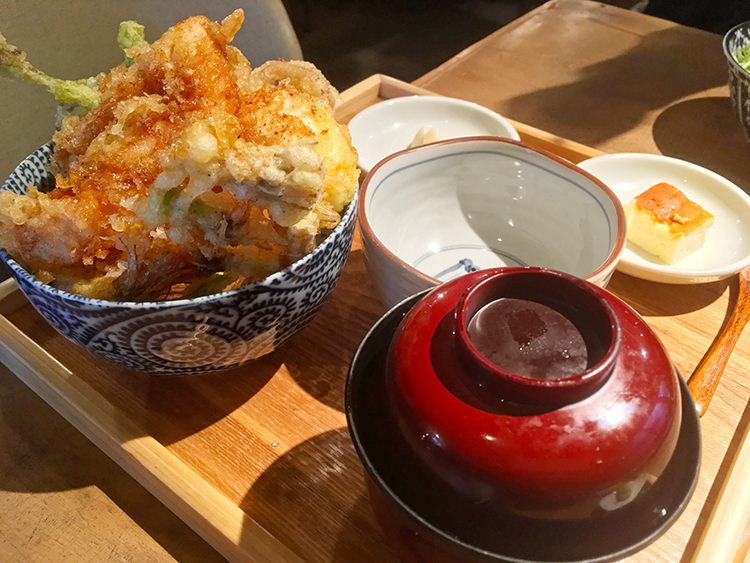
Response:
[385,267,682,519]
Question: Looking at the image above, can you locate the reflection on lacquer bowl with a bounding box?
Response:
[358,137,626,308]
[0,144,357,375]
[346,268,701,562]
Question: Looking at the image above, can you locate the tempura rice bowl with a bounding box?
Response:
[0,143,357,375]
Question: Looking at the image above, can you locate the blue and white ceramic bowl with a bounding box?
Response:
[724,21,750,140]
[1,143,357,375]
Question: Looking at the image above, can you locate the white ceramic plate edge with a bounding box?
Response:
[349,95,520,174]
[579,153,750,284]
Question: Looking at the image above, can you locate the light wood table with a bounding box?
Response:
[1,1,749,562]
[0,362,225,562]
[416,2,750,561]
[416,0,750,189]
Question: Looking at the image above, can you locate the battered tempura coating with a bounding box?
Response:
[0,10,359,300]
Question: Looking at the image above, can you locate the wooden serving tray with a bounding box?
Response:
[0,74,748,562]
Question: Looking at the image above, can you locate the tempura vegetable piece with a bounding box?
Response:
[241,60,360,214]
[117,20,147,66]
[0,9,359,301]
[0,31,100,109]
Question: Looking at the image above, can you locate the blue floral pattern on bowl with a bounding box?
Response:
[0,143,357,375]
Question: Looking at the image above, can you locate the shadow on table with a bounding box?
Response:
[608,272,731,317]
[282,248,387,412]
[239,427,394,562]
[651,96,750,193]
[502,26,727,149]
[135,355,282,445]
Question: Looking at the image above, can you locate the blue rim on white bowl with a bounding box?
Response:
[358,136,627,308]
[578,153,750,284]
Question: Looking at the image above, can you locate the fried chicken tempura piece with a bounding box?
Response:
[0,9,359,301]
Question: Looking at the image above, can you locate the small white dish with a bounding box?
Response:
[348,95,520,174]
[579,153,750,284]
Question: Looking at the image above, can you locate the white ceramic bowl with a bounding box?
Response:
[579,153,750,284]
[348,95,520,174]
[359,136,627,308]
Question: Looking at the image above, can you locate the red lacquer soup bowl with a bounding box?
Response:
[385,267,682,520]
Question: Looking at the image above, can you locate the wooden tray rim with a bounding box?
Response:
[0,73,744,563]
